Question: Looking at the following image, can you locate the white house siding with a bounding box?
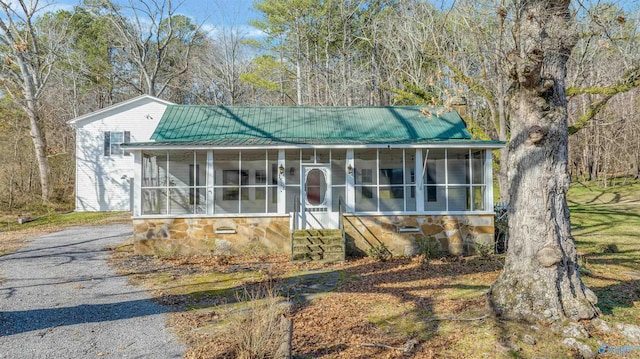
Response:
[74,98,168,212]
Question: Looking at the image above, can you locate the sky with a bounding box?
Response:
[32,0,265,38]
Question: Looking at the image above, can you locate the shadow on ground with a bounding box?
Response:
[0,299,176,336]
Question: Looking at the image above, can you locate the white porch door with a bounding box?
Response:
[301,165,337,229]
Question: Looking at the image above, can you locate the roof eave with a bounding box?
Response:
[67,95,174,126]
[122,141,506,151]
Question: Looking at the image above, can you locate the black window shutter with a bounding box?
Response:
[124,131,131,156]
[104,131,110,156]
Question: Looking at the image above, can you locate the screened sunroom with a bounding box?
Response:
[135,146,493,222]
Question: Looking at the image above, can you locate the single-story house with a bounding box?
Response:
[114,102,504,259]
[69,96,505,259]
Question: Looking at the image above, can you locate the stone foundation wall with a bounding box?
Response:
[343,214,494,257]
[133,217,290,256]
[133,214,494,257]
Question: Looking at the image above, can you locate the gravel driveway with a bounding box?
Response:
[0,224,184,358]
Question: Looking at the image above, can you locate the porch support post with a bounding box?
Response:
[207,150,214,215]
[415,149,424,212]
[133,151,142,216]
[278,150,286,214]
[485,150,493,211]
[346,149,355,212]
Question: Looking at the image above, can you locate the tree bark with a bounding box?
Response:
[26,100,50,202]
[0,0,53,202]
[488,0,599,323]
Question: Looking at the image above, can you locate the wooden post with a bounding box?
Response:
[277,314,293,359]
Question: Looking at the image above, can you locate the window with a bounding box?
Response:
[285,150,301,212]
[141,151,206,215]
[355,149,377,211]
[423,149,487,212]
[378,149,405,211]
[104,131,130,156]
[214,150,278,214]
[222,170,241,200]
[361,169,373,184]
[354,149,414,212]
[349,148,488,213]
[426,161,437,202]
[360,169,374,198]
[189,165,201,205]
[423,149,446,210]
[330,149,346,211]
[255,169,266,184]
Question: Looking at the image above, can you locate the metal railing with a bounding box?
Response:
[338,196,346,262]
[290,195,300,261]
[494,202,509,254]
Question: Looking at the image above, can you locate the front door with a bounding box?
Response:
[301,165,337,229]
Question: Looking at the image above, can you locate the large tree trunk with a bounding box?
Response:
[26,101,50,202]
[488,0,599,323]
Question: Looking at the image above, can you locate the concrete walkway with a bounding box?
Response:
[0,224,184,358]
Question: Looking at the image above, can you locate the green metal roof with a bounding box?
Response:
[147,105,479,146]
[151,105,471,144]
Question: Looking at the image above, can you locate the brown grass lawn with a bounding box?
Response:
[4,182,633,358]
[108,179,640,359]
[108,248,639,358]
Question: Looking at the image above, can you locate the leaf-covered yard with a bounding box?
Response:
[108,182,640,358]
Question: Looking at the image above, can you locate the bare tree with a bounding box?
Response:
[88,0,204,97]
[192,3,252,106]
[0,0,67,201]
[488,0,599,322]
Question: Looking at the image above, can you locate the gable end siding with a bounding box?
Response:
[75,100,167,211]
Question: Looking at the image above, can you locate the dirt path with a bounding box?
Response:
[0,224,184,358]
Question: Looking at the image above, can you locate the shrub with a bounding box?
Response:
[415,237,437,258]
[578,255,592,276]
[152,241,179,258]
[415,237,438,267]
[215,239,233,256]
[595,243,618,254]
[368,243,392,261]
[474,241,494,258]
[226,285,291,359]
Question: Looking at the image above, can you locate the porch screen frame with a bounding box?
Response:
[140,150,206,215]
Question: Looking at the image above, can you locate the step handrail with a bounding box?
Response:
[291,194,300,261]
[338,195,346,262]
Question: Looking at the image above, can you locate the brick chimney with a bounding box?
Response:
[449,96,467,119]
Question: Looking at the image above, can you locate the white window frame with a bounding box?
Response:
[139,150,207,215]
[104,131,130,157]
[212,149,279,215]
[350,147,492,215]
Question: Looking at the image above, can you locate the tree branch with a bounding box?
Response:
[567,64,640,96]
[567,64,640,135]
[424,314,489,322]
[360,343,405,351]
[568,95,613,135]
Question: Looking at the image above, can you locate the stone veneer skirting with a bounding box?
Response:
[343,214,494,257]
[133,214,494,257]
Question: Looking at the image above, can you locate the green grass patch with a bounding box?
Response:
[568,179,640,205]
[569,181,640,323]
[441,284,490,300]
[367,303,432,339]
[0,211,130,233]
[0,211,130,257]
